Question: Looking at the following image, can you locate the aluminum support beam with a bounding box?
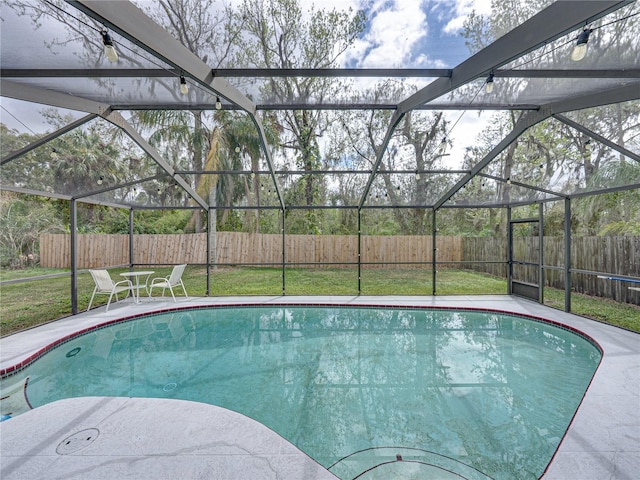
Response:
[358,110,406,209]
[67,1,254,114]
[72,174,167,201]
[1,113,97,166]
[68,0,285,211]
[433,82,640,209]
[0,80,207,210]
[507,206,513,294]
[399,1,631,114]
[539,203,544,304]
[432,209,437,295]
[102,111,209,211]
[564,198,572,312]
[129,209,134,270]
[251,117,285,210]
[0,79,111,116]
[70,199,78,314]
[206,209,212,296]
[477,173,566,199]
[433,108,551,210]
[554,114,640,163]
[358,0,631,210]
[3,68,639,79]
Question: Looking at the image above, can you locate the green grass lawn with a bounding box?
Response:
[1,266,638,336]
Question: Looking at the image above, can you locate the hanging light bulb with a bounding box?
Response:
[215,97,222,110]
[97,176,104,185]
[415,170,421,180]
[235,146,241,153]
[101,30,119,63]
[438,137,447,155]
[485,73,495,94]
[584,139,592,151]
[50,148,59,160]
[179,73,189,95]
[571,28,592,62]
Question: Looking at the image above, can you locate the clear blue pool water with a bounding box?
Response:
[3,306,601,479]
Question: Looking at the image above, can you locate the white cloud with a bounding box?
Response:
[439,0,492,34]
[442,109,498,169]
[344,0,428,68]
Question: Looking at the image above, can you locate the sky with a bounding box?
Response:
[1,0,494,163]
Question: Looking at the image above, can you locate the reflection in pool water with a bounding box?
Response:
[2,306,601,480]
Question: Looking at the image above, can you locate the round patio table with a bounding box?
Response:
[119,271,154,303]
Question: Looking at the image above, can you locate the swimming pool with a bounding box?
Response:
[0,306,601,479]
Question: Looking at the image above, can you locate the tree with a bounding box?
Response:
[459,1,640,236]
[235,0,366,232]
[134,1,283,233]
[0,193,65,268]
[327,80,449,234]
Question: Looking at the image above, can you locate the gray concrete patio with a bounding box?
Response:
[1,295,638,479]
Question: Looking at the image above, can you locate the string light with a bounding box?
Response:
[179,73,188,95]
[235,146,241,153]
[97,176,103,185]
[101,29,119,62]
[571,28,592,61]
[215,97,222,110]
[485,72,495,94]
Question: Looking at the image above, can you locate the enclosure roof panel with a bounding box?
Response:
[1,0,638,210]
[0,1,635,110]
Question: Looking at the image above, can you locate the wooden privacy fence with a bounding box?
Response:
[463,236,640,303]
[39,233,638,302]
[39,233,461,269]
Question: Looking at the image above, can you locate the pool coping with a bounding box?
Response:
[1,295,639,479]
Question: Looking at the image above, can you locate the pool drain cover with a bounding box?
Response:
[56,428,100,455]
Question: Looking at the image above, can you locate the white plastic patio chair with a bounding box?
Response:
[148,264,189,302]
[87,269,134,312]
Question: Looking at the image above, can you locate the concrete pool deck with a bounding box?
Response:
[1,295,638,479]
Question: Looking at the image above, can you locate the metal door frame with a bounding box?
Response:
[507,205,544,302]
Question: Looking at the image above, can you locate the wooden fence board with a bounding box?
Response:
[40,233,458,269]
[38,233,637,303]
[462,236,639,304]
